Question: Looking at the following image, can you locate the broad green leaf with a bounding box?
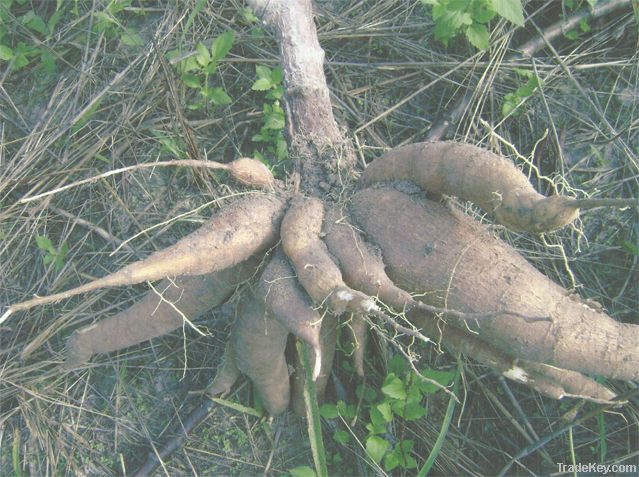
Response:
[418,368,456,394]
[388,355,408,375]
[263,113,285,130]
[384,452,400,471]
[333,429,350,445]
[381,373,406,400]
[622,241,639,256]
[40,51,56,74]
[211,30,234,62]
[491,0,524,27]
[36,235,54,253]
[365,435,389,464]
[376,402,393,422]
[181,74,200,89]
[319,404,338,419]
[276,138,288,160]
[466,23,489,50]
[402,402,427,421]
[271,67,283,84]
[289,466,316,477]
[208,87,232,106]
[0,45,13,61]
[255,64,271,80]
[356,384,378,403]
[120,32,143,47]
[252,77,273,91]
[195,42,210,66]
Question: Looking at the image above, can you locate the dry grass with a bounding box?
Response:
[1,1,638,476]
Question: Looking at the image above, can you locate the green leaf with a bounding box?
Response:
[384,452,400,471]
[333,430,350,445]
[120,32,143,47]
[289,466,316,477]
[47,8,64,33]
[252,77,273,91]
[208,87,232,106]
[356,384,378,403]
[0,44,13,61]
[491,0,524,27]
[40,51,56,74]
[195,42,210,66]
[365,436,390,464]
[381,373,406,400]
[622,241,639,256]
[375,402,393,423]
[388,355,408,375]
[418,368,456,394]
[181,74,200,89]
[36,235,55,254]
[271,67,283,84]
[211,30,234,62]
[23,12,48,35]
[319,404,338,419]
[402,402,427,421]
[263,112,285,130]
[466,23,490,50]
[276,138,288,160]
[255,64,271,80]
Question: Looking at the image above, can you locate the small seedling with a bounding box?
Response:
[251,65,288,165]
[171,30,235,110]
[502,69,541,117]
[420,0,524,50]
[35,235,69,272]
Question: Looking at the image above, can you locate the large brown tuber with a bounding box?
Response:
[359,141,638,233]
[350,186,639,381]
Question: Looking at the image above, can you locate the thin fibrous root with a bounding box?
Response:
[1,194,285,325]
[259,249,323,380]
[232,288,290,416]
[20,157,275,203]
[359,142,638,233]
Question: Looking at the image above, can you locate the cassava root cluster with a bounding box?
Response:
[4,141,638,415]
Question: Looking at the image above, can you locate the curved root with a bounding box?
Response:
[359,142,637,233]
[1,194,286,323]
[350,186,639,381]
[232,288,290,416]
[259,249,323,380]
[65,257,260,368]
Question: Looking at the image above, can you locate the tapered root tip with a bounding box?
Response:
[0,308,12,326]
[312,346,322,381]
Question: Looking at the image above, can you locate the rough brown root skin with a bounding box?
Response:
[357,142,635,233]
[207,341,241,398]
[407,311,616,403]
[290,313,339,417]
[2,194,285,320]
[259,249,323,379]
[232,289,290,416]
[64,258,259,368]
[324,206,413,308]
[280,196,376,315]
[351,186,639,381]
[227,158,276,189]
[349,314,367,377]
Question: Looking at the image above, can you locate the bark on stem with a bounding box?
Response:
[248,0,355,194]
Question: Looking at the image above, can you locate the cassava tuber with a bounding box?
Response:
[359,141,638,233]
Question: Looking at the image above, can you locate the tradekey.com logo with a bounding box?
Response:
[557,462,637,475]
